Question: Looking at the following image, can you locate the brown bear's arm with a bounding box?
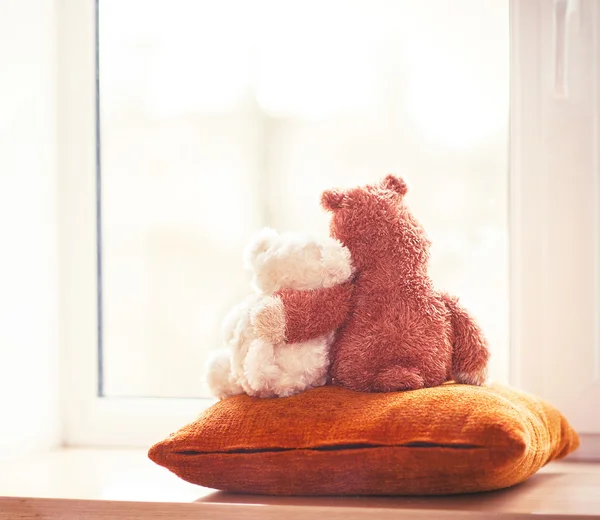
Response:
[277,282,354,343]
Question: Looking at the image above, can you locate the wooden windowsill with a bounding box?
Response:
[0,449,599,519]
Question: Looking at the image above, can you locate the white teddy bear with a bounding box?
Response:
[205,228,353,399]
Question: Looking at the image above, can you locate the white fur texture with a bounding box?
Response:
[244,227,353,294]
[205,228,353,399]
[244,334,332,398]
[204,348,243,399]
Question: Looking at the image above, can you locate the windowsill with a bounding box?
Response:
[1,449,599,519]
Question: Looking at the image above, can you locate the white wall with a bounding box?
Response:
[0,0,59,459]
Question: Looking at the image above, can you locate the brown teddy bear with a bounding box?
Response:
[252,175,490,392]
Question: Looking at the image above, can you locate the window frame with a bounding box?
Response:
[58,0,212,447]
[508,0,600,460]
[58,0,600,460]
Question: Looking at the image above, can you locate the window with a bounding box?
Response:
[59,0,600,455]
[99,0,509,399]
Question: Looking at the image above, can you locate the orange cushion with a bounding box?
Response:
[148,383,579,495]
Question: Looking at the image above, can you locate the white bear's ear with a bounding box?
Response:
[243,227,279,268]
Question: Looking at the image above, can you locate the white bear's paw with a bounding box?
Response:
[204,349,244,399]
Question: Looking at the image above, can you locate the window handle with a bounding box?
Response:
[554,0,579,98]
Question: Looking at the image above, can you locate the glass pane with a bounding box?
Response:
[99,0,509,398]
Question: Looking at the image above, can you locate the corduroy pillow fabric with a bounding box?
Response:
[148,383,579,496]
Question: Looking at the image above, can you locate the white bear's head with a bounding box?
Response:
[243,228,353,294]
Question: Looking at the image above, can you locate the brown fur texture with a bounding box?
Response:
[270,282,355,344]
[260,174,490,392]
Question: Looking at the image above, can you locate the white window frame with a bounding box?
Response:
[58,0,600,459]
[509,0,600,460]
[58,0,212,447]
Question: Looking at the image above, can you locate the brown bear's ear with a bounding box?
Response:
[382,174,408,196]
[321,189,347,211]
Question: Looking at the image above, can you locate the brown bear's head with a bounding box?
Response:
[320,174,430,273]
